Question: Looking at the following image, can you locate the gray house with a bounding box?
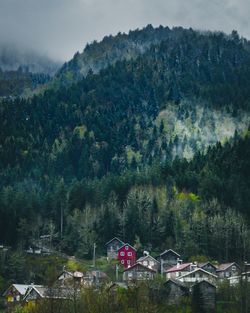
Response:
[123,263,156,282]
[178,268,218,286]
[164,279,189,305]
[191,280,216,311]
[137,254,160,272]
[105,237,125,260]
[158,249,180,271]
[216,262,241,279]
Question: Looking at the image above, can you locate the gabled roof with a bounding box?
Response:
[123,263,156,273]
[137,254,160,264]
[198,262,217,270]
[12,284,30,295]
[191,280,217,289]
[216,262,240,272]
[105,237,125,246]
[160,249,180,257]
[118,243,136,252]
[23,286,75,301]
[57,270,73,280]
[164,278,188,289]
[58,270,84,280]
[166,263,191,273]
[3,284,42,297]
[179,268,218,279]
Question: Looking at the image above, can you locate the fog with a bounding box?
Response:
[0,0,249,61]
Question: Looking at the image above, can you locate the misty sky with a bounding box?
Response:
[0,0,249,61]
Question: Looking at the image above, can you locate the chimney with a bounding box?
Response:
[191,262,198,271]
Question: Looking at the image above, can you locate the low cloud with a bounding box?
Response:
[0,0,249,61]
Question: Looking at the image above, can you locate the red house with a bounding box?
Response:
[117,243,136,268]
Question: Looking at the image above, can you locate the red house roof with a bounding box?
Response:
[166,263,191,273]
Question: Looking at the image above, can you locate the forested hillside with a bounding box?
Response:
[0,26,250,263]
[0,68,50,97]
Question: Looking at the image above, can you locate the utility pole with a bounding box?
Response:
[93,243,96,268]
[60,203,63,239]
[116,264,119,281]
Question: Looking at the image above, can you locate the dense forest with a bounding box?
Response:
[0,68,51,97]
[0,25,250,274]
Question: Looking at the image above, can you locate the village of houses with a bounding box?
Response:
[3,237,250,310]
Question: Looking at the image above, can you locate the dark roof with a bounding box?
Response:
[216,262,240,272]
[118,243,136,251]
[123,263,156,273]
[164,279,188,289]
[160,249,180,257]
[166,263,191,273]
[23,286,76,301]
[105,237,125,246]
[198,262,217,270]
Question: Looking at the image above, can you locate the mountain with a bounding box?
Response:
[0,26,250,260]
[52,24,180,87]
[1,26,249,181]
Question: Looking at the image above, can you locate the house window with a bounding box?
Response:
[121,260,124,264]
[127,260,131,265]
[125,246,129,250]
[120,252,125,256]
[232,266,236,271]
[143,261,148,266]
[128,252,132,256]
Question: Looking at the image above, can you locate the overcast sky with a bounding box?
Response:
[0,0,249,61]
